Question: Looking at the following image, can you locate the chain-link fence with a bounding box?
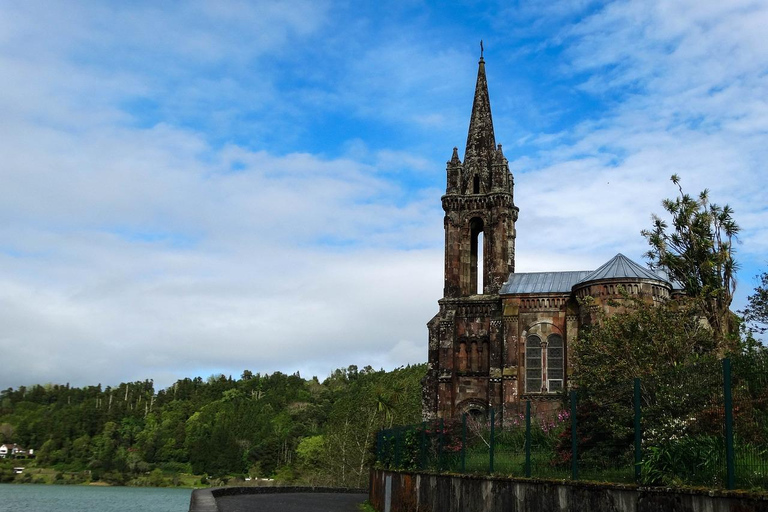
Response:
[376,357,768,491]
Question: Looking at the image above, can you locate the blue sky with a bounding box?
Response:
[1,0,767,390]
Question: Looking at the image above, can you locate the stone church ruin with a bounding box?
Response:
[422,52,681,422]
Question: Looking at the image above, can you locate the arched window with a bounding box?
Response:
[525,335,542,393]
[526,332,565,393]
[476,232,484,294]
[473,175,480,193]
[547,335,564,392]
[469,218,484,295]
[468,408,485,420]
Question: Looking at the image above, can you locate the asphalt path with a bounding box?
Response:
[215,492,368,512]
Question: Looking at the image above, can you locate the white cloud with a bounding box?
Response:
[510,0,768,275]
[1,0,767,390]
[0,93,443,388]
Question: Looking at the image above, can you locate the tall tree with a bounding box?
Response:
[642,175,739,343]
[741,271,768,334]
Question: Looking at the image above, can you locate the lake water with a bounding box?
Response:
[0,484,192,512]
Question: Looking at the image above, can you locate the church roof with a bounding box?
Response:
[500,271,593,294]
[500,254,673,295]
[576,253,665,284]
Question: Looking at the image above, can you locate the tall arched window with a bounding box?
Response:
[525,335,542,393]
[525,332,565,393]
[476,232,483,294]
[547,334,564,392]
[469,218,484,295]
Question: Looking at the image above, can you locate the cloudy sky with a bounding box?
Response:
[1,0,766,391]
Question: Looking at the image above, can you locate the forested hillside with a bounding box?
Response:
[0,364,425,487]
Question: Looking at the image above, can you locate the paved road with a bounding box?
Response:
[215,492,368,512]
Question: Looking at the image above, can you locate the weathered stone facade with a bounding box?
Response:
[423,55,678,423]
[422,53,518,421]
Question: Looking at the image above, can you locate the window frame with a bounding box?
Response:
[546,334,564,393]
[525,332,565,394]
[525,334,542,393]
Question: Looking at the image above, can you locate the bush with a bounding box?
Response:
[147,468,167,487]
[102,470,127,486]
[640,435,724,487]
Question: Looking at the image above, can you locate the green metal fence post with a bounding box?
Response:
[381,432,387,468]
[461,413,467,473]
[525,401,531,478]
[490,407,496,474]
[634,378,642,483]
[420,422,427,470]
[394,428,401,469]
[723,357,735,490]
[438,418,444,472]
[571,390,579,481]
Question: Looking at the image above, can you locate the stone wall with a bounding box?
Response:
[189,486,366,512]
[370,469,768,512]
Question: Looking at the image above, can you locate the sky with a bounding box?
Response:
[1,0,767,391]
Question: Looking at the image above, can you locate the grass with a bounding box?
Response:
[358,501,378,512]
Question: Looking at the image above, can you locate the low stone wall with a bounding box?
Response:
[370,469,768,512]
[188,486,366,512]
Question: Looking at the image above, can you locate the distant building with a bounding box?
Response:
[422,53,680,422]
[0,443,31,459]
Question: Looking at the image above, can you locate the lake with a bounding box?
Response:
[0,484,191,512]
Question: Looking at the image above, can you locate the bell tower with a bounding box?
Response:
[424,49,518,421]
[443,52,517,298]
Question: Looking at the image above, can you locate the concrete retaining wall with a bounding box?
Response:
[188,486,366,512]
[370,469,768,512]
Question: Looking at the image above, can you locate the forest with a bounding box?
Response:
[0,364,426,488]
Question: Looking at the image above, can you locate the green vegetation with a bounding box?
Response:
[378,344,768,491]
[0,364,426,488]
[742,271,768,335]
[572,294,722,477]
[642,174,740,344]
[358,501,378,512]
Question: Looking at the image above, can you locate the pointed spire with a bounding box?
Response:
[464,46,496,171]
[495,144,505,162]
[450,147,461,165]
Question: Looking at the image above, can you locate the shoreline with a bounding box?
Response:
[3,465,286,490]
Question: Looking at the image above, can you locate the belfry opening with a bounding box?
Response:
[470,218,484,295]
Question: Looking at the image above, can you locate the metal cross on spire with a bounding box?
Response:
[480,40,484,59]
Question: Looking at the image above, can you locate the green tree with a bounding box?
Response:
[296,435,325,468]
[572,295,721,465]
[741,271,768,334]
[642,175,739,344]
[0,422,13,443]
[71,434,93,468]
[0,364,427,485]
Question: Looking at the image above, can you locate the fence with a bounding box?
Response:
[375,357,768,491]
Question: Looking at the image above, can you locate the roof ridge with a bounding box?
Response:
[576,253,667,284]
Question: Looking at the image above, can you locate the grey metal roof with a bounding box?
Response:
[576,253,665,284]
[501,271,593,294]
